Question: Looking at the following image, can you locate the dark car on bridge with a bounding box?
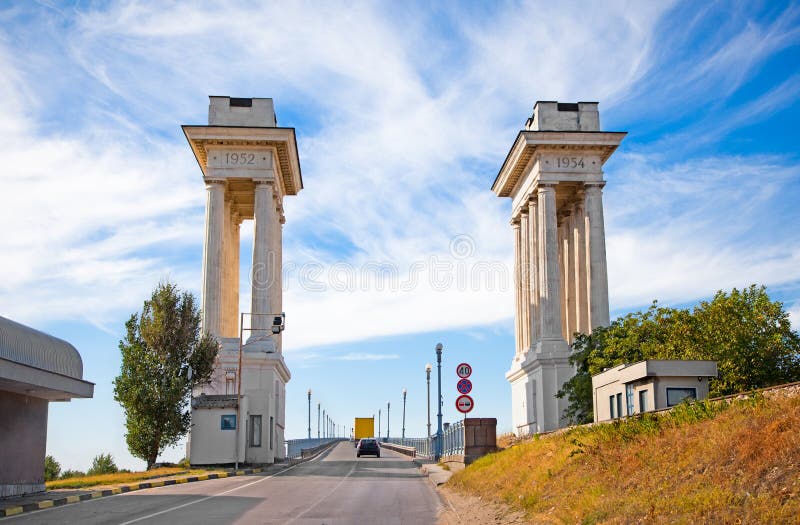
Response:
[356,438,381,458]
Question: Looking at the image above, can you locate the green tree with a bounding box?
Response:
[87,453,118,475]
[113,281,219,469]
[558,285,800,422]
[44,455,61,481]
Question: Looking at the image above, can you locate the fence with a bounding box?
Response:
[384,420,465,459]
[285,437,342,459]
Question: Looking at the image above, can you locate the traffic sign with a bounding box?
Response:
[456,362,472,378]
[455,394,474,414]
[456,378,472,394]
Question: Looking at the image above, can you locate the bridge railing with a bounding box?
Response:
[285,437,342,459]
[384,437,432,458]
[383,420,465,459]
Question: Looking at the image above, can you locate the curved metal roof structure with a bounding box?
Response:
[0,315,83,380]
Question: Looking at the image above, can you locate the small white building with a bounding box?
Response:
[591,360,717,423]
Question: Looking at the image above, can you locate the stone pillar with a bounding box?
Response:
[222,196,232,337]
[565,211,576,343]
[251,180,276,339]
[512,218,522,355]
[519,209,530,352]
[537,184,563,340]
[276,215,284,352]
[201,180,226,337]
[585,183,610,328]
[573,197,589,335]
[231,211,241,336]
[527,197,539,345]
[558,219,567,341]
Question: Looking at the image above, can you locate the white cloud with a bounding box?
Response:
[605,155,800,310]
[335,353,400,361]
[788,303,800,331]
[1,1,797,354]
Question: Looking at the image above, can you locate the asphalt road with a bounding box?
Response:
[1,443,440,524]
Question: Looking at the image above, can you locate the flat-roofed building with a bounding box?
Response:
[591,360,717,423]
[0,316,94,497]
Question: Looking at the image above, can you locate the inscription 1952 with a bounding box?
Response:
[224,152,256,165]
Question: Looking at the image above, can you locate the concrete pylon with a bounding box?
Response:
[184,96,303,465]
[491,101,625,434]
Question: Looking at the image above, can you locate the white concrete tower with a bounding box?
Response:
[184,96,303,464]
[492,102,624,434]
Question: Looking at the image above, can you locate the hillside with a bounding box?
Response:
[446,386,800,524]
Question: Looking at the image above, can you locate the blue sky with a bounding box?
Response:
[1,1,799,471]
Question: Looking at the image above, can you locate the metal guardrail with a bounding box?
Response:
[384,420,465,459]
[285,438,343,459]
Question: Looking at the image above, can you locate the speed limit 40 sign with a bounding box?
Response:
[456,362,472,378]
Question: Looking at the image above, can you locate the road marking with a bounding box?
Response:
[117,463,303,525]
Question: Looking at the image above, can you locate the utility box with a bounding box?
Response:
[354,417,375,441]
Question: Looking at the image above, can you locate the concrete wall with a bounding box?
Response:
[190,398,247,465]
[0,391,48,497]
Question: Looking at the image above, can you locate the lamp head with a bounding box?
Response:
[435,343,443,351]
[425,363,432,372]
[308,388,312,396]
[402,388,407,395]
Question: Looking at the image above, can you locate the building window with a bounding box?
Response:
[639,390,648,412]
[609,395,616,418]
[626,384,634,415]
[666,387,697,407]
[250,415,262,447]
[221,414,236,430]
[616,393,623,419]
[225,373,236,395]
[270,416,274,450]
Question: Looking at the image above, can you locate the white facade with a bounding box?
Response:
[591,360,718,423]
[184,97,302,465]
[492,101,626,435]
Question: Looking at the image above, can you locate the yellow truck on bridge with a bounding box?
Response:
[354,417,375,443]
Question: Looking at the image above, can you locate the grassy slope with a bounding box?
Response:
[449,393,800,524]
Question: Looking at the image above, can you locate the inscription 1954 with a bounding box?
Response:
[556,156,585,169]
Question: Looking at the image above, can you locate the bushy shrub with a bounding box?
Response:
[44,455,61,481]
[87,453,118,475]
[59,469,85,479]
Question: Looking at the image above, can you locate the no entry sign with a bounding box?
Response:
[456,362,472,378]
[456,378,472,394]
[455,394,474,414]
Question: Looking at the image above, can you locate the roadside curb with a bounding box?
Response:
[415,460,453,487]
[0,467,265,518]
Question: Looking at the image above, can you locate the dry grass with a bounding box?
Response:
[45,467,215,489]
[449,394,800,524]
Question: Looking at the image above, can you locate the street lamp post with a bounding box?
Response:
[425,363,432,455]
[378,408,381,438]
[317,403,321,441]
[401,388,407,445]
[307,389,312,439]
[323,409,326,438]
[435,343,443,461]
[387,401,390,441]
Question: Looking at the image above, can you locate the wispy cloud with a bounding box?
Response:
[0,1,797,352]
[335,353,400,362]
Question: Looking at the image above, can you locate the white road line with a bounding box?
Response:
[117,463,303,525]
